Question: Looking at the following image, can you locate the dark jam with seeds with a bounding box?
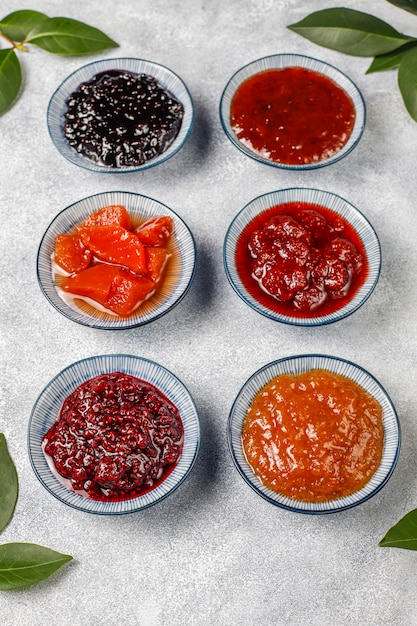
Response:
[63,70,184,168]
[235,202,368,317]
[42,372,184,501]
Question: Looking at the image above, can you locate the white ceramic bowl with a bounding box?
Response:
[28,354,200,514]
[223,187,381,326]
[228,354,400,514]
[37,190,196,330]
[220,54,365,170]
[47,57,194,172]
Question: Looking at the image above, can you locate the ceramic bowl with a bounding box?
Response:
[28,354,200,514]
[223,187,381,326]
[47,57,194,173]
[37,190,196,330]
[228,354,400,514]
[219,53,365,170]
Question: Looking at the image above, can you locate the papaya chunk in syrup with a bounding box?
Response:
[145,247,171,283]
[78,225,146,275]
[107,270,156,316]
[135,216,173,246]
[54,234,92,274]
[78,205,131,229]
[54,204,174,318]
[61,264,120,305]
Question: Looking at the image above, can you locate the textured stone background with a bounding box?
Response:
[1,0,417,624]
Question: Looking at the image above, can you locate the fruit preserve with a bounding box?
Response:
[42,372,184,501]
[63,69,184,168]
[53,204,179,319]
[230,67,356,165]
[235,201,368,317]
[242,369,384,502]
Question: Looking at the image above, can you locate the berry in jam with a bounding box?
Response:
[235,202,368,318]
[42,372,184,501]
[63,70,184,168]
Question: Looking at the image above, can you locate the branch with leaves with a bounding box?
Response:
[288,0,417,122]
[0,433,72,590]
[0,9,118,115]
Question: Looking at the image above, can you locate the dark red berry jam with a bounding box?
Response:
[235,202,368,317]
[63,70,184,168]
[42,372,184,501]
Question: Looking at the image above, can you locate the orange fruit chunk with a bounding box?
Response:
[78,205,131,229]
[135,216,173,246]
[61,264,120,305]
[78,225,146,275]
[54,234,92,274]
[107,270,156,316]
[146,247,171,282]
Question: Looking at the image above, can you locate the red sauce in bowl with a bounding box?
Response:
[235,201,368,318]
[230,67,356,165]
[242,369,384,502]
[42,372,184,501]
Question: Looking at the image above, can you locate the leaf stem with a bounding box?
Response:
[0,31,19,49]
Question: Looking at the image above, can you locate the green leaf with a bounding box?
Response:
[386,0,417,16]
[0,434,18,533]
[0,10,48,42]
[0,48,22,116]
[398,46,417,121]
[366,41,417,73]
[26,17,118,55]
[288,8,415,57]
[0,543,73,590]
[379,509,417,549]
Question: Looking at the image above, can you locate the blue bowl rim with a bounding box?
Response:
[36,190,197,330]
[28,354,201,515]
[227,353,401,515]
[219,53,366,170]
[47,56,195,173]
[223,187,381,327]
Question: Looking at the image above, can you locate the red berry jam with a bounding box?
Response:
[235,202,368,317]
[63,70,184,168]
[42,372,184,501]
[230,67,356,165]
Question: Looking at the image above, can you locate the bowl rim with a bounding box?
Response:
[28,354,201,515]
[223,187,381,326]
[227,353,401,514]
[219,53,366,170]
[47,56,194,173]
[36,190,197,330]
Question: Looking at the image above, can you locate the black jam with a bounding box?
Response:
[63,69,185,168]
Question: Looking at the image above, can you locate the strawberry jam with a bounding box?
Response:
[235,202,368,318]
[230,67,355,165]
[42,373,184,501]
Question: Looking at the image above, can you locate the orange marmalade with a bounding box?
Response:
[242,369,384,502]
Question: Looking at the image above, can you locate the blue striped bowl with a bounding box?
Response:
[223,187,381,326]
[47,57,194,173]
[220,54,365,170]
[28,354,200,514]
[228,354,400,514]
[37,191,196,329]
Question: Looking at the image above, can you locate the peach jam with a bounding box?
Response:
[242,369,384,502]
